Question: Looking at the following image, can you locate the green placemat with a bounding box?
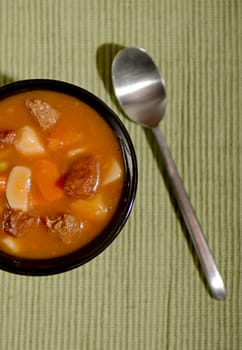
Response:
[0,1,241,349]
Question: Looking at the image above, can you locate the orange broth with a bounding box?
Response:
[0,90,124,258]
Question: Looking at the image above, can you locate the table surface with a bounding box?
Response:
[0,1,241,349]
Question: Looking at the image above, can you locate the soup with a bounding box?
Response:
[0,90,124,259]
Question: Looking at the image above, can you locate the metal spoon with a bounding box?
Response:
[112,47,226,300]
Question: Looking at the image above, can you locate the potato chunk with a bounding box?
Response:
[1,236,21,254]
[14,126,45,156]
[71,194,108,220]
[102,159,122,185]
[6,166,31,211]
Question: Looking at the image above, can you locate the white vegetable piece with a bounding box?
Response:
[67,147,87,158]
[14,126,45,156]
[6,166,31,211]
[102,159,122,185]
[1,236,21,254]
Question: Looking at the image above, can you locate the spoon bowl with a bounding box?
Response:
[112,47,226,300]
[112,47,167,128]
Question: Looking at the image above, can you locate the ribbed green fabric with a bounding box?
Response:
[0,1,241,349]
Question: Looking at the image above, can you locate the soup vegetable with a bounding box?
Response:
[0,90,124,259]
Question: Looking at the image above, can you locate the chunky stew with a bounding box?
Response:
[0,90,124,258]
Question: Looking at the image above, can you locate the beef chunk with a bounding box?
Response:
[25,98,59,130]
[64,155,100,199]
[1,208,36,237]
[0,129,16,149]
[45,214,82,243]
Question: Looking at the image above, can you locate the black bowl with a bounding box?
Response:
[0,79,138,275]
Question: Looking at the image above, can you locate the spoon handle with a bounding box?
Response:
[152,126,226,300]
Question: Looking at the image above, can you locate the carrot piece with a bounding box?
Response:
[47,120,83,151]
[32,159,63,201]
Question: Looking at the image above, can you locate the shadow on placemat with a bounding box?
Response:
[96,43,125,103]
[96,42,209,296]
[0,73,15,86]
[96,42,140,125]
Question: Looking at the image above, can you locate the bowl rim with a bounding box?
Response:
[0,79,138,275]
